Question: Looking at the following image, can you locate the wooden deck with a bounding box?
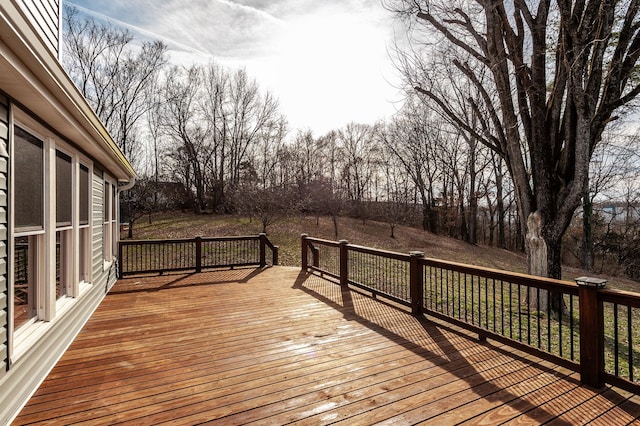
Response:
[14,266,640,425]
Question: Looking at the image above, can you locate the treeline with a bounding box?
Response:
[62,6,640,280]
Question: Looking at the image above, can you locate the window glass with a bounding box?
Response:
[79,164,89,225]
[15,127,43,231]
[104,182,109,222]
[112,184,116,221]
[56,150,72,227]
[14,235,36,329]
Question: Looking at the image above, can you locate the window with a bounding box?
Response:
[55,150,72,299]
[13,235,40,330]
[56,150,72,227]
[79,164,90,283]
[79,164,89,226]
[112,184,117,257]
[103,181,112,262]
[14,127,43,232]
[13,126,44,330]
[10,112,111,360]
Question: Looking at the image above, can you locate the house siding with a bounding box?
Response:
[15,0,61,58]
[0,94,8,376]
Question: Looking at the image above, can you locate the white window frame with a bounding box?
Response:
[103,177,117,269]
[77,161,92,288]
[9,109,95,361]
[54,147,73,302]
[10,117,50,359]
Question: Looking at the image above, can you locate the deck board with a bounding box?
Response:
[13,266,640,425]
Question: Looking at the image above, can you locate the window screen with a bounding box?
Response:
[79,164,89,225]
[15,127,44,231]
[112,184,116,221]
[104,182,109,222]
[56,150,72,227]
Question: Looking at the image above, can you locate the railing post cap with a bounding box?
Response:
[339,239,349,245]
[575,276,607,288]
[409,251,425,257]
[259,232,267,236]
[301,233,308,238]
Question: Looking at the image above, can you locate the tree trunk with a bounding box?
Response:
[526,212,549,312]
[495,162,506,249]
[526,211,568,317]
[468,138,478,245]
[582,189,594,271]
[128,217,134,239]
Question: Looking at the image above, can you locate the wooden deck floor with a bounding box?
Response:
[14,266,640,425]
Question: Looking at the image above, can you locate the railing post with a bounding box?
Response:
[272,245,279,266]
[576,276,607,388]
[259,233,267,267]
[195,236,202,273]
[410,251,425,316]
[301,234,308,271]
[339,240,349,287]
[117,242,123,278]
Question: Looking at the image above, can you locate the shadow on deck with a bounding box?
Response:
[14,266,640,425]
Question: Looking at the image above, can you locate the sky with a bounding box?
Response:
[65,0,405,136]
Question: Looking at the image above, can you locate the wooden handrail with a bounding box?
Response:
[118,234,278,277]
[300,235,640,393]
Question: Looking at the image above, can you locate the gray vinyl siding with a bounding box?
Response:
[16,0,61,57]
[0,94,8,376]
[90,171,116,292]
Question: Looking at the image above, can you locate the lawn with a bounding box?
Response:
[124,211,640,384]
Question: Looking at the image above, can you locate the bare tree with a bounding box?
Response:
[62,6,167,168]
[387,0,640,290]
[581,130,640,270]
[380,100,442,233]
[232,186,291,233]
[160,66,210,213]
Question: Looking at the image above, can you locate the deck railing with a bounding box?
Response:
[118,234,278,277]
[301,234,640,393]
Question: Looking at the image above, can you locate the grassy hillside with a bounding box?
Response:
[125,211,639,292]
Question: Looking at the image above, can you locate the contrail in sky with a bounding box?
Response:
[216,0,282,24]
[65,1,214,57]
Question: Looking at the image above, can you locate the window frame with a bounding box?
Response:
[12,122,47,344]
[54,147,73,301]
[9,109,96,362]
[78,162,92,286]
[103,177,117,268]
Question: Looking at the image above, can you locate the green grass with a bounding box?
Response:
[125,211,640,384]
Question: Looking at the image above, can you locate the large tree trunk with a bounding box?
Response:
[526,212,549,312]
[526,211,568,317]
[495,160,506,249]
[582,189,594,271]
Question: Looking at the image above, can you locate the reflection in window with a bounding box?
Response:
[79,164,91,282]
[79,164,89,226]
[55,150,73,298]
[56,231,71,299]
[14,236,37,329]
[56,150,72,227]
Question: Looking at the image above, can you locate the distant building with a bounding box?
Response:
[0,1,135,422]
[597,202,640,224]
